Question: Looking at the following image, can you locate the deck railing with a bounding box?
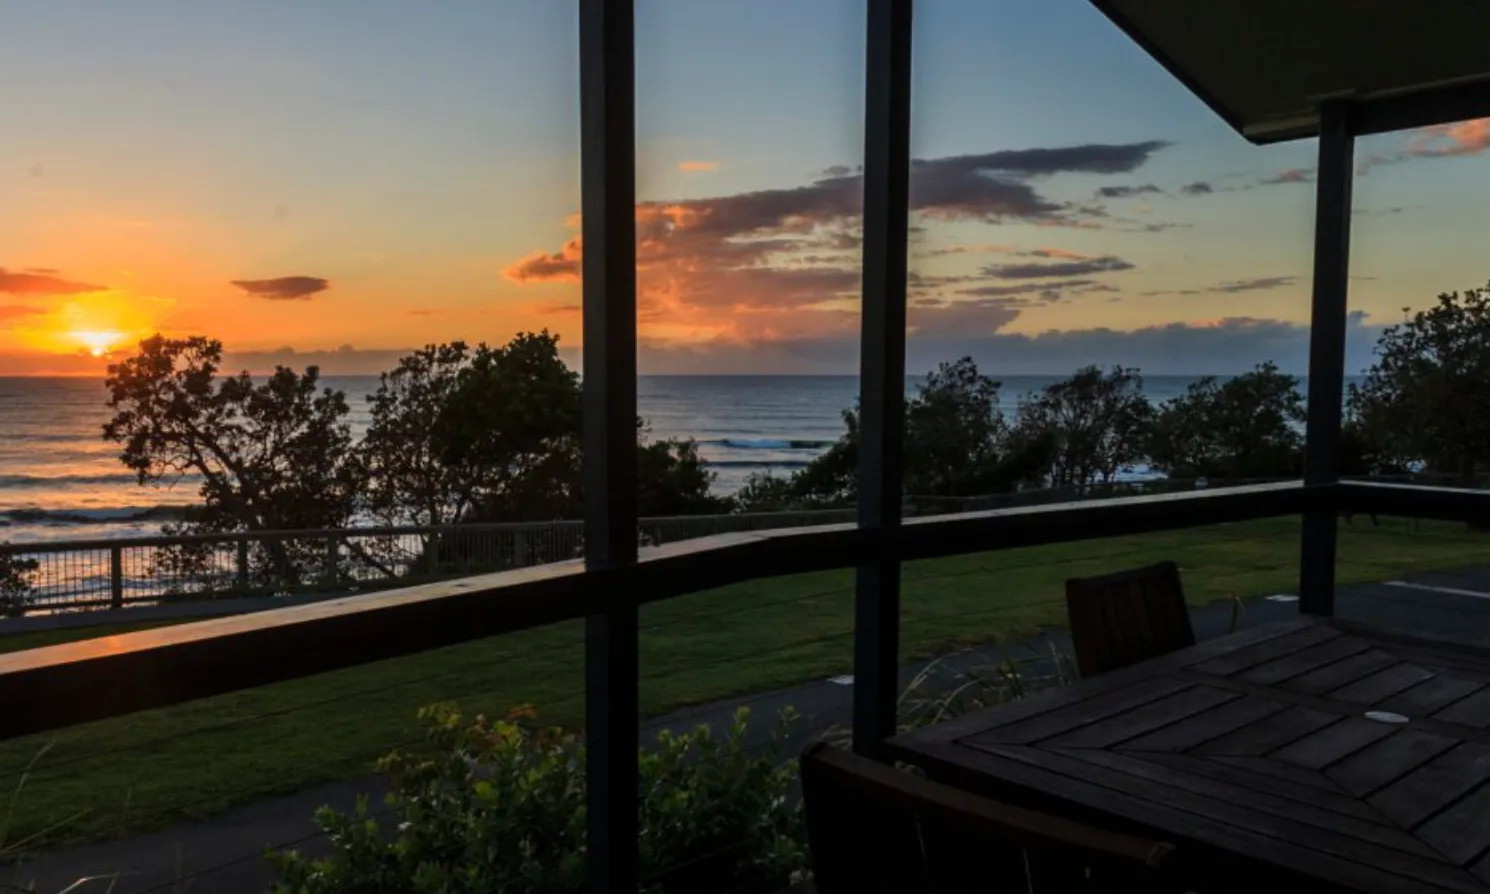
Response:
[0,478,1280,614]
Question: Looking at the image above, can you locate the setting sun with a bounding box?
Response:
[68,330,125,357]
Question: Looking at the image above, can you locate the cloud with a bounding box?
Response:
[628,312,1386,375]
[1404,118,1490,158]
[983,255,1134,280]
[1142,275,1297,297]
[677,160,719,172]
[1179,181,1214,195]
[1095,184,1162,199]
[915,243,1016,258]
[1260,168,1314,185]
[958,278,1097,297]
[230,276,331,300]
[1023,248,1090,260]
[505,139,1170,341]
[1211,276,1297,294]
[0,305,43,322]
[0,267,105,295]
[507,238,583,283]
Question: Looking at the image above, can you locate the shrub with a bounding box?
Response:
[267,704,805,894]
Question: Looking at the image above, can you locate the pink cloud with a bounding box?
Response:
[677,160,719,172]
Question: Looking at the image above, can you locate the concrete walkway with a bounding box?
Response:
[13,570,1490,893]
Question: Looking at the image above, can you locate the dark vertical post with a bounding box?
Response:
[580,0,639,890]
[853,0,913,756]
[109,546,124,609]
[1299,100,1355,617]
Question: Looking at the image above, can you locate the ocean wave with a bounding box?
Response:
[1,505,192,525]
[701,438,832,450]
[0,472,148,488]
[703,460,811,469]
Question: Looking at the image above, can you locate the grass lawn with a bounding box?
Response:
[0,515,1485,848]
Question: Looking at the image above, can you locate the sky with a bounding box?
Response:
[2,0,1488,377]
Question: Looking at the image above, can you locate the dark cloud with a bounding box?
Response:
[0,267,105,295]
[1095,184,1163,199]
[1142,275,1297,297]
[230,276,331,300]
[959,278,1097,298]
[1179,181,1214,196]
[629,312,1386,376]
[1211,276,1297,294]
[918,141,1170,178]
[983,255,1134,280]
[1260,168,1314,185]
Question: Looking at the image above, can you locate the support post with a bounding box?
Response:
[853,0,913,757]
[235,537,250,591]
[109,546,124,609]
[322,535,339,588]
[1299,100,1355,617]
[579,0,639,889]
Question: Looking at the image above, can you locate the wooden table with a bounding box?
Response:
[884,618,1490,894]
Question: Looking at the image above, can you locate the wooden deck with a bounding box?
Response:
[886,618,1490,894]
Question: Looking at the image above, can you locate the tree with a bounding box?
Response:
[637,437,730,517]
[357,335,583,527]
[1014,365,1152,488]
[1348,285,1490,485]
[743,357,1053,510]
[1146,362,1305,480]
[0,548,39,617]
[104,336,357,535]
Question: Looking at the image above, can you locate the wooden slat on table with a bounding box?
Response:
[1369,743,1490,829]
[1193,705,1339,755]
[1328,663,1437,705]
[1325,729,1461,797]
[1379,677,1485,716]
[1117,695,1285,753]
[1237,635,1371,686]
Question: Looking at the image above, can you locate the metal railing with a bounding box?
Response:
[0,510,858,613]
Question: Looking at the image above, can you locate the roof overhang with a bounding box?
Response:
[1090,0,1490,143]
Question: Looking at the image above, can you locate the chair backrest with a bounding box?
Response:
[800,742,1178,894]
[1065,560,1195,678]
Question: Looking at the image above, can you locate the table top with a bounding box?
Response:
[885,618,1490,894]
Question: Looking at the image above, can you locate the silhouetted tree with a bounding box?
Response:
[1348,285,1490,485]
[1015,365,1152,488]
[104,335,357,534]
[1146,362,1305,480]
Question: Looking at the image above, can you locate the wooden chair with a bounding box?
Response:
[800,742,1179,893]
[1065,560,1195,678]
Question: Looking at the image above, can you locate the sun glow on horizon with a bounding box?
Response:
[67,329,125,357]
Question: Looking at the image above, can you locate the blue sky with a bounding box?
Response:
[2,0,1487,375]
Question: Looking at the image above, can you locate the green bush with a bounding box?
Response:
[267,703,805,894]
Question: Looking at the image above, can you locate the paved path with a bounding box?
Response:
[14,570,1490,893]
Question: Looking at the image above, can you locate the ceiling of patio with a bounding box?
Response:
[1091,0,1490,143]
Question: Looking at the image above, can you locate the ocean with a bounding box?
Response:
[0,374,1224,544]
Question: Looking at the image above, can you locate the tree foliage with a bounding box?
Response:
[103,335,357,535]
[735,358,1051,510]
[1146,362,1305,479]
[0,547,39,617]
[1348,286,1490,484]
[358,334,583,526]
[1014,365,1151,488]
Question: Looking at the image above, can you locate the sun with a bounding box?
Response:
[68,330,125,357]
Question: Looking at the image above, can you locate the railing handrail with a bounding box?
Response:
[0,509,861,554]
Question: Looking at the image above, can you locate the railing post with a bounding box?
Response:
[322,534,339,588]
[235,537,250,591]
[853,0,914,758]
[513,530,529,567]
[580,0,639,889]
[1299,99,1355,618]
[109,546,124,609]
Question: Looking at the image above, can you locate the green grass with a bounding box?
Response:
[0,515,1485,848]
